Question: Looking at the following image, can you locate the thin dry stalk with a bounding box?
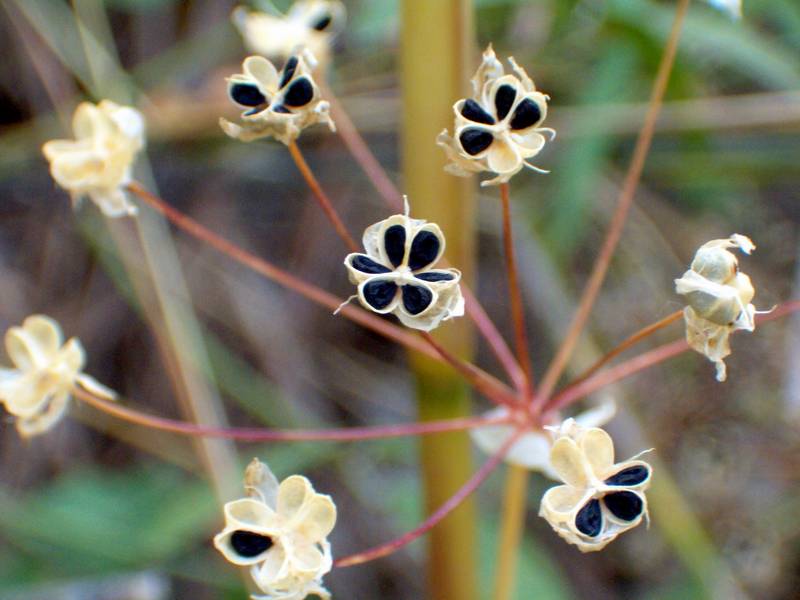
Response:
[287,140,359,252]
[534,0,691,408]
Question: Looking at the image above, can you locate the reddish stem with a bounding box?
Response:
[565,309,683,392]
[287,140,359,253]
[321,80,405,213]
[74,386,510,442]
[334,427,524,568]
[421,332,518,407]
[500,183,534,399]
[533,0,691,408]
[547,299,800,414]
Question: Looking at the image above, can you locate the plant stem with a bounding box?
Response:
[492,465,529,600]
[546,299,800,414]
[500,183,533,398]
[562,309,683,393]
[73,385,508,441]
[286,140,359,252]
[320,80,405,213]
[320,83,525,391]
[422,332,518,406]
[400,0,479,597]
[491,183,534,600]
[334,427,524,568]
[533,0,691,408]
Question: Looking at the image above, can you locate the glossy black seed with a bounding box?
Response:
[495,84,517,120]
[273,105,291,114]
[415,271,454,282]
[408,230,441,271]
[231,530,273,557]
[312,13,332,31]
[460,99,495,125]
[383,225,406,267]
[283,78,314,107]
[230,83,267,107]
[604,465,650,487]
[350,255,391,274]
[279,56,299,88]
[603,491,643,522]
[509,98,543,130]
[575,499,602,537]
[459,128,493,156]
[402,285,434,315]
[363,279,398,310]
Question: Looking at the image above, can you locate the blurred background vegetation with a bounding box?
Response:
[0,0,798,598]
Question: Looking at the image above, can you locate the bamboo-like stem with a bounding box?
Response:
[320,84,525,391]
[560,309,683,394]
[334,427,524,568]
[73,385,508,441]
[492,465,529,600]
[547,298,800,414]
[286,140,359,252]
[400,1,478,597]
[500,183,533,398]
[533,0,691,408]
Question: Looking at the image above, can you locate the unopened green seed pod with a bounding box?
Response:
[690,246,738,284]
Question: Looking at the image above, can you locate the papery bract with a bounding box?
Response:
[42,100,145,217]
[437,44,555,186]
[538,420,652,552]
[341,200,464,331]
[214,459,336,600]
[0,315,116,437]
[221,51,335,146]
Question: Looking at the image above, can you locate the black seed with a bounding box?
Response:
[402,285,434,315]
[312,13,332,31]
[231,530,273,557]
[383,225,406,267]
[415,271,454,282]
[273,105,291,114]
[604,465,650,487]
[495,84,517,120]
[459,128,493,156]
[603,491,643,522]
[408,230,441,271]
[575,499,602,537]
[363,279,398,310]
[279,56,299,89]
[229,83,267,107]
[283,78,314,107]
[350,255,391,274]
[460,99,495,125]
[509,98,543,130]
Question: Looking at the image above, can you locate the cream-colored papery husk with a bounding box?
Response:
[42,100,144,217]
[232,0,345,65]
[214,459,336,600]
[675,234,763,381]
[220,51,335,146]
[0,315,116,436]
[538,420,652,552]
[342,203,464,332]
[437,44,554,186]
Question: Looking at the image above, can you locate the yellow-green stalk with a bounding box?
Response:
[401,2,477,599]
